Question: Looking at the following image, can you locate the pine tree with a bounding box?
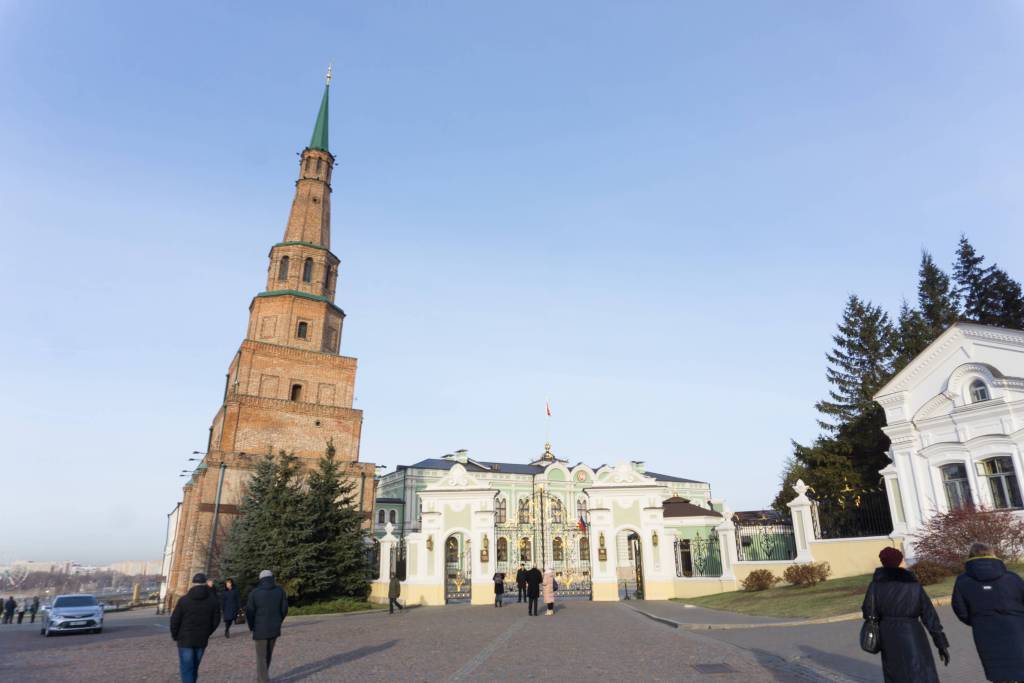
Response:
[893,300,930,372]
[984,268,1024,329]
[815,295,896,432]
[916,251,959,336]
[291,440,370,604]
[953,235,988,320]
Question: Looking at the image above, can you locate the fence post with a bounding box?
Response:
[379,522,397,580]
[714,506,737,580]
[787,480,815,563]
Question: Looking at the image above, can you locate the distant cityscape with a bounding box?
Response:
[1,559,162,577]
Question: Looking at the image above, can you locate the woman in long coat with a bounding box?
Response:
[492,572,505,608]
[219,578,241,637]
[542,567,556,616]
[863,547,949,683]
[952,544,1024,682]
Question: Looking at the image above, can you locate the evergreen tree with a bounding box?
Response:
[953,235,988,320]
[815,295,896,432]
[916,251,959,336]
[893,300,929,372]
[291,441,369,604]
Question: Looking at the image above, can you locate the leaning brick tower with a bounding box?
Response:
[166,68,376,604]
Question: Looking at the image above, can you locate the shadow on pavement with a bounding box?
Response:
[275,640,399,682]
[798,644,878,681]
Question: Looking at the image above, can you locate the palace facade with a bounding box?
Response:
[874,322,1024,556]
[163,74,376,604]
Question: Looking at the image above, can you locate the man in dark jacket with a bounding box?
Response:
[952,542,1024,683]
[169,573,221,683]
[29,596,39,623]
[515,564,527,603]
[219,578,240,638]
[524,564,543,616]
[2,596,15,624]
[863,547,949,683]
[246,569,288,683]
[388,573,403,614]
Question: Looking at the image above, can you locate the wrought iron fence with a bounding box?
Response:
[365,539,380,580]
[674,533,723,578]
[390,538,407,581]
[811,491,892,539]
[734,522,797,561]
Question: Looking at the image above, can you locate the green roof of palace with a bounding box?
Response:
[309,83,330,152]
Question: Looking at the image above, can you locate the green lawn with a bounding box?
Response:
[680,573,961,619]
[288,598,381,616]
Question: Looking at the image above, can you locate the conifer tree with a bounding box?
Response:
[291,441,369,604]
[953,236,1024,329]
[893,300,930,372]
[953,235,988,320]
[916,251,959,336]
[984,268,1024,329]
[815,295,896,432]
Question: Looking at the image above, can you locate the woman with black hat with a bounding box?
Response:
[863,547,950,683]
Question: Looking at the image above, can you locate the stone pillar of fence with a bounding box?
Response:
[787,479,816,563]
[378,522,397,580]
[714,505,737,580]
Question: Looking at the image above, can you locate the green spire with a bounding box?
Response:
[308,65,331,152]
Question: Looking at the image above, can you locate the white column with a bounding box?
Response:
[379,522,397,579]
[786,480,815,563]
[715,508,737,580]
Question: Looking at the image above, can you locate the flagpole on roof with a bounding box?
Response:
[544,397,551,450]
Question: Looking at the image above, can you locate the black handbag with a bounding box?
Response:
[234,609,245,625]
[860,583,881,654]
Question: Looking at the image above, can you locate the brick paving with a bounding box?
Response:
[0,601,893,682]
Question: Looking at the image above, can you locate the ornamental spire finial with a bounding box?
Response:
[326,63,332,86]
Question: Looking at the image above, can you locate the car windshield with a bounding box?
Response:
[53,596,97,608]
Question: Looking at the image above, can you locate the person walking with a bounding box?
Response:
[388,573,403,614]
[29,596,39,624]
[219,578,240,638]
[2,597,15,624]
[169,572,221,683]
[524,564,542,616]
[492,571,505,607]
[246,569,288,683]
[952,542,1024,682]
[515,564,527,603]
[542,567,556,616]
[862,547,949,683]
[16,600,26,624]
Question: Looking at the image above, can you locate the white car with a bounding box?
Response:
[41,594,103,636]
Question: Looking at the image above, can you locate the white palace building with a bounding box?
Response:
[875,322,1024,556]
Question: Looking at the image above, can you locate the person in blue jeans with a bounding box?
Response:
[169,573,221,683]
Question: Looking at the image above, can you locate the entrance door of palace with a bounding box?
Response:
[627,532,644,600]
[494,489,592,600]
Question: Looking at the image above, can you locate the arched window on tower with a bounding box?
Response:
[389,510,397,524]
[323,265,331,290]
[302,258,313,283]
[377,510,385,524]
[316,158,322,174]
[278,256,289,281]
[296,322,308,339]
[970,379,991,403]
[290,384,302,401]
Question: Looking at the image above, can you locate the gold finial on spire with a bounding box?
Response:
[326,63,333,86]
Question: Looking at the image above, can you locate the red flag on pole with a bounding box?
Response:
[546,401,552,417]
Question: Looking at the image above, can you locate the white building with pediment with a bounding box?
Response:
[874,323,1024,554]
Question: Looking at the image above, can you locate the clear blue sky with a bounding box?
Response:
[2,2,1023,564]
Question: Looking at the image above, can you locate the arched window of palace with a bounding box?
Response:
[941,463,973,510]
[495,497,507,524]
[970,379,991,403]
[980,456,1023,509]
[290,384,302,401]
[577,496,588,515]
[552,537,564,561]
[278,256,289,281]
[302,258,314,283]
[445,536,459,564]
[389,510,396,524]
[550,498,564,524]
[518,498,531,524]
[519,538,531,562]
[496,537,508,562]
[579,536,590,560]
[377,510,385,524]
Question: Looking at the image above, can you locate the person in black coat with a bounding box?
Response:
[492,571,505,607]
[524,565,543,616]
[219,578,241,638]
[952,542,1024,682]
[2,597,15,624]
[863,547,949,683]
[246,569,289,683]
[515,564,527,603]
[169,573,221,683]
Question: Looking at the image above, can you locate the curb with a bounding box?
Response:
[633,594,953,631]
